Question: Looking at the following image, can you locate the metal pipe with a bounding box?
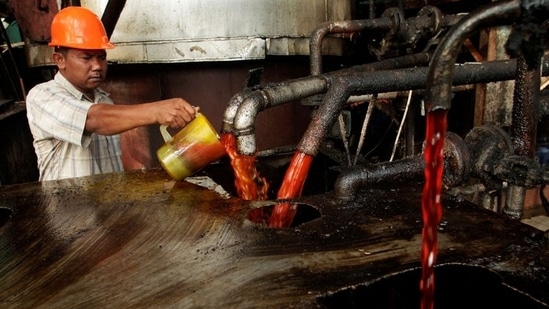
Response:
[504,33,544,219]
[309,18,394,76]
[309,8,462,76]
[424,0,524,112]
[298,75,351,157]
[101,0,127,39]
[298,58,549,157]
[330,52,431,77]
[348,85,476,104]
[224,53,431,155]
[226,54,548,157]
[511,50,542,158]
[334,155,425,201]
[231,76,328,155]
[424,0,549,219]
[334,132,470,201]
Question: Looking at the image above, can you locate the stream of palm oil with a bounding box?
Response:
[222,109,447,308]
[420,110,447,309]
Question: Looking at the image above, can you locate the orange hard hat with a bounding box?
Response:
[49,6,115,49]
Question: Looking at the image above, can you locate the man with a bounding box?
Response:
[26,6,198,181]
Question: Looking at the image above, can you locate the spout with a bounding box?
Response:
[232,91,269,156]
[425,0,526,112]
[335,132,470,201]
[221,91,249,134]
[231,76,329,155]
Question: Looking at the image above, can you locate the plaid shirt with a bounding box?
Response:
[26,73,123,181]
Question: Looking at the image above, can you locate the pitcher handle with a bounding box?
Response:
[160,125,172,142]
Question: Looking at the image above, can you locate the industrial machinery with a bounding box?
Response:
[0,0,548,308]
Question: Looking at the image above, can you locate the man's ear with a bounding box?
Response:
[52,52,66,69]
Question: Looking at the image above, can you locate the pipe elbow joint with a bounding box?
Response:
[333,167,368,201]
[222,92,248,134]
[233,92,267,155]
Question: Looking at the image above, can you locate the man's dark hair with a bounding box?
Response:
[54,47,69,55]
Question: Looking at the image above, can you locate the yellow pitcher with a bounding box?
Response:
[157,113,226,180]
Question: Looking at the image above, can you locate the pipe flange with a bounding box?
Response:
[443,132,471,188]
[464,125,514,190]
[418,6,443,37]
[381,7,403,41]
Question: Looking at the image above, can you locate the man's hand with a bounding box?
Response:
[154,98,199,129]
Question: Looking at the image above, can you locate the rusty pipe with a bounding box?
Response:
[335,132,470,201]
[221,77,328,135]
[334,155,425,201]
[225,52,430,133]
[512,50,542,158]
[299,75,352,157]
[504,34,544,219]
[309,8,462,76]
[231,76,329,155]
[424,0,544,112]
[423,0,548,219]
[298,58,549,157]
[310,18,394,76]
[305,51,428,106]
[331,52,431,77]
[225,55,544,157]
[225,53,431,155]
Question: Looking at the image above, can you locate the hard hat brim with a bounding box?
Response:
[48,42,116,49]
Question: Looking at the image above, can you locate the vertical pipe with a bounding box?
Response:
[504,30,543,219]
[101,0,127,39]
[511,49,541,157]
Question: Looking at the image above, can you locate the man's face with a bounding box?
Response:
[53,48,108,95]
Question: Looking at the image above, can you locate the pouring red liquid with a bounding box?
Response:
[269,152,313,228]
[223,109,448,308]
[220,133,269,201]
[220,133,312,227]
[420,110,447,309]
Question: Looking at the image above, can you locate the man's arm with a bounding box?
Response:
[86,98,198,135]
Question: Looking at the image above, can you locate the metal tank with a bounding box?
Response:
[26,0,351,66]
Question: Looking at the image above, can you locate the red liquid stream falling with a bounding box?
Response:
[220,133,269,201]
[420,110,447,309]
[220,133,313,227]
[223,110,447,305]
[269,152,313,228]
